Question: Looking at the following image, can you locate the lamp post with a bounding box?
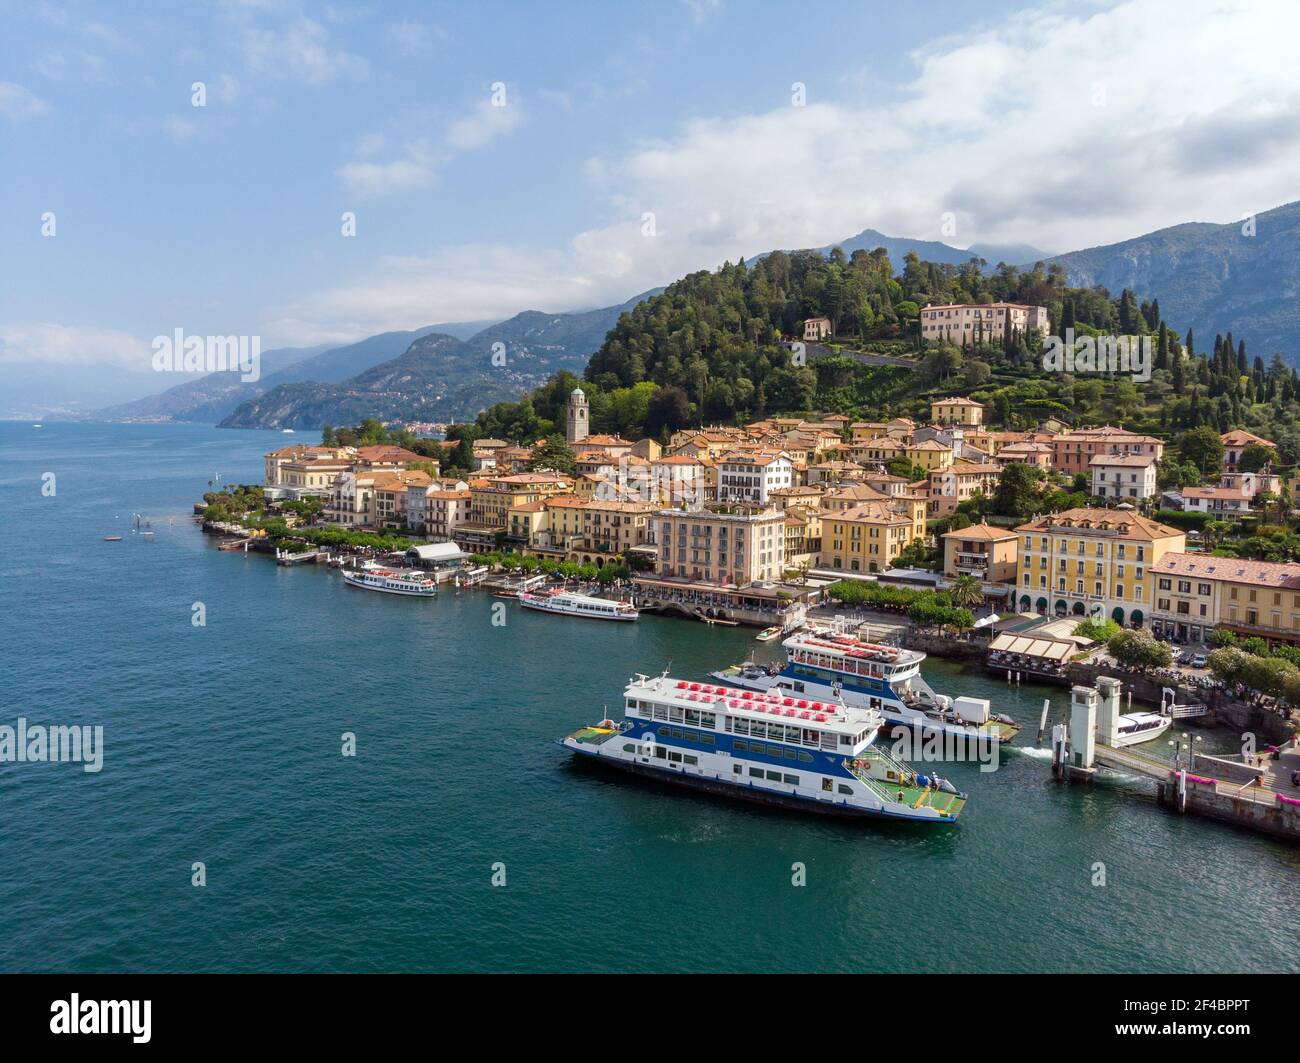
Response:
[1168,732,1202,771]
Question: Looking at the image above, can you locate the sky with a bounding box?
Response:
[2,0,1299,412]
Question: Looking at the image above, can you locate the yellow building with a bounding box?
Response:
[941,522,1018,584]
[820,502,916,574]
[1013,508,1185,627]
[1150,553,1300,647]
[931,397,985,427]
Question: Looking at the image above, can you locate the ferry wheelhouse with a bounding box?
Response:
[562,673,966,824]
[341,565,437,596]
[711,621,1019,744]
[518,589,638,621]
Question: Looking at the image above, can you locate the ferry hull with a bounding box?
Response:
[341,572,436,596]
[564,742,956,824]
[519,598,637,620]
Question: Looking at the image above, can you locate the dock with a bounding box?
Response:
[1049,676,1300,843]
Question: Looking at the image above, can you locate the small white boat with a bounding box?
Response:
[518,589,637,621]
[756,626,782,642]
[1113,711,1172,747]
[282,428,295,434]
[342,566,436,596]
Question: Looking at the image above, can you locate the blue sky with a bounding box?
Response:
[2,0,1297,412]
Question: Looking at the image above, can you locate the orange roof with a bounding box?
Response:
[1155,551,1300,589]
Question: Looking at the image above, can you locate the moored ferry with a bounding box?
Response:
[711,620,1019,745]
[1114,710,1172,747]
[342,565,436,596]
[518,589,638,621]
[562,672,967,824]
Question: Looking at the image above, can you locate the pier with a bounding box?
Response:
[1050,677,1300,842]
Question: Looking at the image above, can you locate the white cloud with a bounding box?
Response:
[0,82,51,119]
[242,15,368,86]
[445,97,523,152]
[337,139,438,197]
[337,95,525,198]
[0,323,150,369]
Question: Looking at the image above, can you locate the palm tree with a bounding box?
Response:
[949,574,983,609]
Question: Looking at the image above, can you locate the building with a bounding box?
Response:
[1051,427,1164,477]
[422,488,472,540]
[1151,553,1300,647]
[1220,429,1276,473]
[995,442,1054,471]
[716,451,794,504]
[654,504,787,586]
[941,522,1019,584]
[820,501,917,574]
[1089,454,1158,501]
[566,386,589,445]
[577,499,655,563]
[1179,484,1253,515]
[802,317,832,341]
[931,397,985,427]
[918,302,1049,344]
[927,461,1002,517]
[264,444,351,489]
[1013,508,1185,627]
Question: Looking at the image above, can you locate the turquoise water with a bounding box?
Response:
[1,421,1296,973]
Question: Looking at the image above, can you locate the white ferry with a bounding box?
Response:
[562,673,966,823]
[342,565,436,596]
[1114,710,1172,747]
[710,620,1019,745]
[518,589,638,621]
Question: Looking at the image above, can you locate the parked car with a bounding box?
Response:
[1191,653,1208,668]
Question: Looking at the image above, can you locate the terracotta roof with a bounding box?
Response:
[1221,429,1276,448]
[932,396,984,407]
[1155,551,1300,589]
[1014,507,1183,541]
[942,521,1017,542]
[1088,454,1157,467]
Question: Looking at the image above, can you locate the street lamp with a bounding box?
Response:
[1167,732,1202,771]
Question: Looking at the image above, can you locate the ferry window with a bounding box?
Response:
[784,750,797,761]
[783,774,799,785]
[766,770,782,781]
[840,735,853,745]
[802,729,818,744]
[684,755,698,766]
[767,744,783,757]
[685,709,700,725]
[668,751,682,763]
[792,682,805,693]
[734,739,748,752]
[655,747,667,759]
[724,717,734,733]
[626,699,636,711]
[700,735,715,745]
[653,705,668,721]
[822,778,833,792]
[733,719,750,736]
[623,744,636,753]
[671,728,685,739]
[837,784,853,795]
[658,727,669,736]
[820,734,838,751]
[798,752,813,763]
[701,713,716,728]
[669,707,684,723]
[749,767,763,778]
[749,722,765,738]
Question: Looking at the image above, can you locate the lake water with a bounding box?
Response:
[1,420,1296,972]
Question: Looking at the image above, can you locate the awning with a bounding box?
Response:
[988,633,1072,661]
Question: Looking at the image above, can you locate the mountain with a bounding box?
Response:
[218,291,661,430]
[93,343,331,423]
[94,322,490,424]
[755,228,1051,268]
[1043,200,1300,362]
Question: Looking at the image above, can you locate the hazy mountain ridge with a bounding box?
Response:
[1043,200,1300,360]
[217,290,662,429]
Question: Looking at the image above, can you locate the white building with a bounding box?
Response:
[1089,454,1158,501]
[716,451,794,504]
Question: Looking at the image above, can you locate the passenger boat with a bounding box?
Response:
[755,626,782,642]
[341,565,436,596]
[518,589,637,621]
[1113,711,1172,747]
[710,619,1019,745]
[561,672,966,824]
